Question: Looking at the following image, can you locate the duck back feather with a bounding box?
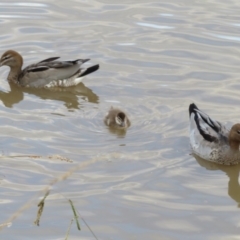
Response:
[189,103,229,161]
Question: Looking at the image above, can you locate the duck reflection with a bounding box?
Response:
[107,127,128,138]
[194,155,240,207]
[0,82,99,109]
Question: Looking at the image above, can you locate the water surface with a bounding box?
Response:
[1,0,240,239]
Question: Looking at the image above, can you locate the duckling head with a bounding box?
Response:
[0,50,23,69]
[229,123,240,150]
[115,112,127,128]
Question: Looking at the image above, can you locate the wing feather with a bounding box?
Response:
[18,56,97,87]
[37,57,60,63]
[189,103,228,143]
[27,66,49,72]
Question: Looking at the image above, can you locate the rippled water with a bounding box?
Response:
[1,0,240,239]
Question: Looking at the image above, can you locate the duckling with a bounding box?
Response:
[104,107,131,129]
[0,50,99,88]
[189,103,240,165]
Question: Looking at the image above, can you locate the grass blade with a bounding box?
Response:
[34,191,49,226]
[69,199,81,230]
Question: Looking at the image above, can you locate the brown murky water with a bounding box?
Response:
[1,0,240,239]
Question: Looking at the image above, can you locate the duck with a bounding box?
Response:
[104,107,131,129]
[0,50,99,88]
[189,103,240,165]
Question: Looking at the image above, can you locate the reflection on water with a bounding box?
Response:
[195,155,240,207]
[0,82,99,109]
[106,126,128,138]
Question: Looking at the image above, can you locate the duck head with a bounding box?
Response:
[0,50,23,69]
[229,123,240,151]
[115,112,127,128]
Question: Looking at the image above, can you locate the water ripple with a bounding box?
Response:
[0,0,240,239]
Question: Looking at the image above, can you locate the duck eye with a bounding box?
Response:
[237,130,240,134]
[2,55,10,60]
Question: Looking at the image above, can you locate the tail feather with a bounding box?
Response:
[70,59,90,64]
[78,59,90,64]
[79,64,99,78]
[189,103,198,117]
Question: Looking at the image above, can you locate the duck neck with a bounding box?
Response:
[7,66,21,84]
[229,140,240,151]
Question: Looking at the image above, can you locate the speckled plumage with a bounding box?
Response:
[189,103,240,165]
[0,50,99,88]
[104,107,131,129]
